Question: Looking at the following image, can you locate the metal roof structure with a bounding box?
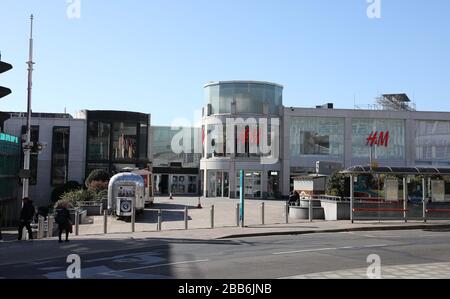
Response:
[341,165,450,175]
[376,93,416,111]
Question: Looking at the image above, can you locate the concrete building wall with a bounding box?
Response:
[285,107,450,171]
[4,116,86,207]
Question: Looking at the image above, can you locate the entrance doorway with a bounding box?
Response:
[207,171,229,198]
[160,175,169,195]
[236,171,262,199]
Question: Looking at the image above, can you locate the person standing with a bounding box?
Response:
[18,198,35,241]
[56,203,72,243]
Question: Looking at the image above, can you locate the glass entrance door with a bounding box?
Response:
[207,171,230,198]
[237,171,262,199]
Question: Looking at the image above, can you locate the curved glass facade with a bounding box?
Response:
[204,81,283,115]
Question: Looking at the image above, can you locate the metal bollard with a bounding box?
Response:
[309,198,313,223]
[423,177,427,223]
[131,209,136,233]
[211,205,215,229]
[38,216,44,239]
[103,210,108,234]
[285,202,289,224]
[184,206,189,230]
[47,216,54,238]
[157,209,162,231]
[236,203,240,227]
[261,202,265,225]
[75,210,79,236]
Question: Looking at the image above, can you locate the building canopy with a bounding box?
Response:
[341,165,450,176]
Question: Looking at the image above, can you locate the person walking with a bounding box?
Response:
[18,198,35,241]
[55,203,72,243]
[288,191,300,206]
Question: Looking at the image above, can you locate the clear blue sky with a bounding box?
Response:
[1,0,449,125]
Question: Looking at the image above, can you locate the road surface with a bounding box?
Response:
[1,229,450,279]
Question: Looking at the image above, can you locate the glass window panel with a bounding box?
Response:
[249,83,265,112]
[219,84,233,114]
[139,124,148,159]
[235,171,262,198]
[223,172,229,197]
[86,163,110,179]
[152,127,201,168]
[263,85,276,114]
[188,176,197,194]
[87,121,111,160]
[113,122,137,160]
[51,127,70,186]
[352,119,405,160]
[416,120,450,164]
[290,117,344,158]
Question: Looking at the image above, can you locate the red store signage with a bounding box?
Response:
[367,131,389,147]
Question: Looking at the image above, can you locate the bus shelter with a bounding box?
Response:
[341,166,450,223]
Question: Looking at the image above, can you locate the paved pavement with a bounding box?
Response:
[1,196,290,240]
[4,196,450,241]
[2,229,450,279]
[81,197,291,235]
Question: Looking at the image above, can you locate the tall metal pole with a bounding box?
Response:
[22,14,35,200]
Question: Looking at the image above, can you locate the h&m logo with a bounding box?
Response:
[367,131,389,147]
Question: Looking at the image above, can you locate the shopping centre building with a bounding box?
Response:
[1,80,450,209]
[200,81,450,199]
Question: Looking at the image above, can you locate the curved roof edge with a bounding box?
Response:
[204,80,284,89]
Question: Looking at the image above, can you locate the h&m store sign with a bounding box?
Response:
[366,131,389,147]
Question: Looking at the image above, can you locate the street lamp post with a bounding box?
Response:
[22,14,35,200]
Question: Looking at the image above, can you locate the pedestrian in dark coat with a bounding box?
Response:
[56,203,72,243]
[18,198,35,240]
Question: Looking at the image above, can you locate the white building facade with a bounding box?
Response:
[200,81,450,199]
[4,113,86,207]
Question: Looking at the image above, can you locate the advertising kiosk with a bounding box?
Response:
[108,173,145,220]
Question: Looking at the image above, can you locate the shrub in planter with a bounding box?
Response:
[51,181,82,203]
[85,169,111,192]
[54,199,76,209]
[326,171,350,198]
[56,189,88,208]
[57,188,106,210]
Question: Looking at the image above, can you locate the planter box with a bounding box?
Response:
[289,206,325,220]
[79,203,103,216]
[321,200,350,221]
[297,199,322,208]
[54,208,88,225]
